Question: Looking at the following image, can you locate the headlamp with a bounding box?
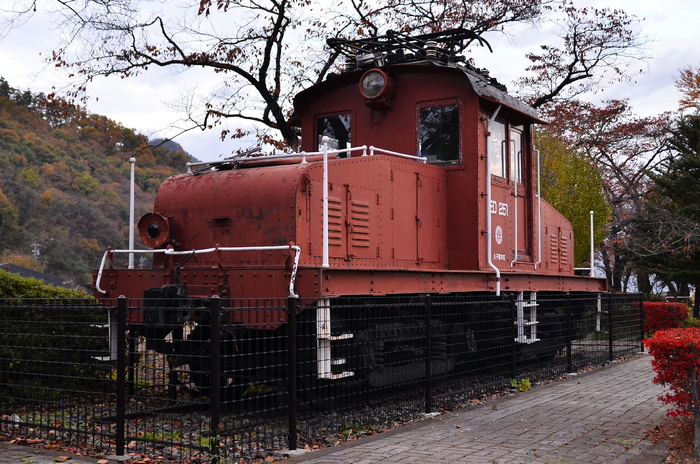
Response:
[359,69,394,109]
[138,213,171,248]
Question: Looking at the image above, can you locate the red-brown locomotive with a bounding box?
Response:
[95,30,606,388]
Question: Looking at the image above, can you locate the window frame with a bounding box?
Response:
[509,126,524,184]
[488,118,508,179]
[316,111,353,153]
[416,98,462,165]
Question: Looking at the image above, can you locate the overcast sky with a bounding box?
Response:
[1,0,698,163]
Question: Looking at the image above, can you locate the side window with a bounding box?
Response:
[418,103,460,164]
[317,113,351,152]
[489,119,506,178]
[510,126,523,183]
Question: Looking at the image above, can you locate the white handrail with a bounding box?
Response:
[589,210,595,277]
[486,106,502,295]
[574,211,596,277]
[368,146,428,163]
[322,138,330,268]
[534,149,542,270]
[511,180,519,267]
[95,245,302,298]
[185,144,425,173]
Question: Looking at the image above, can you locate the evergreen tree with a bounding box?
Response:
[653,116,700,220]
[537,129,611,268]
[626,115,700,311]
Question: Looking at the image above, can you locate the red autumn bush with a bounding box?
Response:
[644,328,700,418]
[644,301,688,334]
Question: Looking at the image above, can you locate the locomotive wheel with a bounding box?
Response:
[447,323,477,372]
[167,322,244,404]
[346,318,470,388]
[474,303,513,369]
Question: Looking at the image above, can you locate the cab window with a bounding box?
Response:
[317,113,351,153]
[418,103,460,164]
[489,119,507,178]
[510,126,523,183]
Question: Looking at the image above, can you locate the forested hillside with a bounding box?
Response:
[0,77,196,287]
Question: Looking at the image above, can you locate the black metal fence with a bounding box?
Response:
[0,293,643,462]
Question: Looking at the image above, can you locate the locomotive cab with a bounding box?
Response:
[290,34,580,293]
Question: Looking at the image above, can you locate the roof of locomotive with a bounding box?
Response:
[294,28,543,124]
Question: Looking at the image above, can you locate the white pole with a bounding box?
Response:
[486,107,502,295]
[589,210,595,277]
[322,137,329,268]
[535,149,542,269]
[128,157,136,269]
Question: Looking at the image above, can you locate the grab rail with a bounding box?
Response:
[185,145,425,173]
[95,244,301,298]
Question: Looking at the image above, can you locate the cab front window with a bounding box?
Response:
[317,113,351,154]
[418,102,460,164]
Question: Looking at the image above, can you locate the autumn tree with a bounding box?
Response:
[537,129,610,268]
[0,80,191,284]
[677,66,700,115]
[542,99,672,292]
[1,0,647,150]
[0,187,18,249]
[517,0,647,109]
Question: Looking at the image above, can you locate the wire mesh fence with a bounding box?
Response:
[0,292,643,463]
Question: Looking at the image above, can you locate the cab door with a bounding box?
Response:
[510,126,531,264]
[488,119,512,268]
[488,120,532,268]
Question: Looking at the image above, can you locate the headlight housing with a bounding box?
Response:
[359,69,394,109]
[138,213,171,248]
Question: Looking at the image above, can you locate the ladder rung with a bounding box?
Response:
[318,371,355,380]
[318,333,354,341]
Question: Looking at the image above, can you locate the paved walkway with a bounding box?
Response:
[0,442,125,464]
[0,354,671,464]
[284,354,670,464]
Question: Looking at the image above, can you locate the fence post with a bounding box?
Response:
[209,296,221,464]
[608,293,614,362]
[639,296,646,352]
[127,332,136,397]
[566,293,573,373]
[115,296,126,457]
[510,294,517,379]
[287,297,298,450]
[424,294,433,414]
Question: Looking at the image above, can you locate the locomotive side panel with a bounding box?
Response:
[444,100,483,271]
[295,156,448,271]
[539,199,575,274]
